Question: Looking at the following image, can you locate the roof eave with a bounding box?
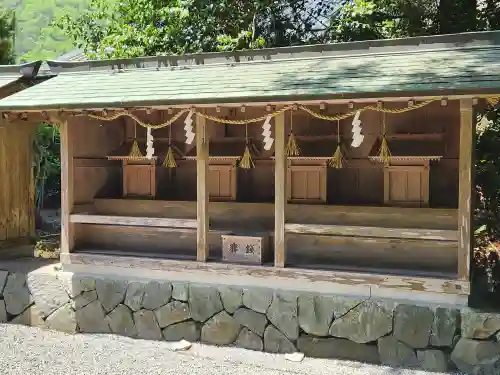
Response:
[0,86,497,113]
[0,61,43,78]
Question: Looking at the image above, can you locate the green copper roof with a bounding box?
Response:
[0,39,500,110]
[0,75,21,89]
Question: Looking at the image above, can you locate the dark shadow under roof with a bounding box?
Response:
[369,137,444,160]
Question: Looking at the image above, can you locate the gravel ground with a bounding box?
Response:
[0,324,455,375]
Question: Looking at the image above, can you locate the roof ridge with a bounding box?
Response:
[48,44,500,76]
[46,30,500,75]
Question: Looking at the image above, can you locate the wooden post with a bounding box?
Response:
[274,111,286,267]
[458,99,474,281]
[196,112,209,261]
[59,118,75,254]
[0,117,7,242]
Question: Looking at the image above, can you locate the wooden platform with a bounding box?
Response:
[61,251,469,306]
[69,199,459,275]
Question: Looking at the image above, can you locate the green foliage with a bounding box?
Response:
[0,8,15,64]
[55,0,336,59]
[4,0,107,62]
[33,124,60,210]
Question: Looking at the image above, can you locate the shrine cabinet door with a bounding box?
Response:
[208,164,236,201]
[123,164,156,197]
[385,166,428,207]
[287,165,326,203]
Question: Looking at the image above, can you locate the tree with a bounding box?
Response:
[0,9,15,64]
[55,0,343,59]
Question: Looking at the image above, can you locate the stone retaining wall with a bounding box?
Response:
[1,268,500,374]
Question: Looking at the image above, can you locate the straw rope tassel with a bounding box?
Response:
[163,125,177,168]
[129,123,143,158]
[377,111,392,165]
[285,108,300,157]
[328,120,345,169]
[239,122,255,169]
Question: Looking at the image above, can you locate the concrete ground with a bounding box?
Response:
[0,324,456,375]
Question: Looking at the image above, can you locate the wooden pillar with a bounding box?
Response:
[0,117,7,242]
[458,99,474,281]
[196,113,209,261]
[274,111,286,267]
[59,118,75,254]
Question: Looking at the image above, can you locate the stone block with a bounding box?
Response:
[0,270,8,295]
[329,300,393,344]
[242,287,273,314]
[236,327,263,351]
[72,290,98,310]
[393,304,434,349]
[27,272,70,318]
[298,294,335,336]
[378,336,419,368]
[45,303,76,333]
[233,308,267,336]
[266,292,299,340]
[201,311,241,345]
[124,282,145,312]
[0,299,6,322]
[189,284,223,322]
[416,349,448,373]
[430,307,459,347]
[297,335,379,364]
[11,305,47,328]
[263,325,296,354]
[133,309,162,341]
[142,281,172,310]
[107,304,137,337]
[154,301,191,328]
[461,309,500,339]
[59,273,96,298]
[162,321,200,342]
[172,282,188,301]
[96,279,128,313]
[218,286,243,314]
[451,338,500,374]
[3,273,32,316]
[332,297,365,318]
[76,300,110,333]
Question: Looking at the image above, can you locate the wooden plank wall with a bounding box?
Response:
[0,118,38,247]
[72,116,123,204]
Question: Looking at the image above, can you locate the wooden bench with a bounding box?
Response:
[284,223,457,242]
[70,214,197,229]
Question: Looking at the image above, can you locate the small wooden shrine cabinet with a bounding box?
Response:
[107,141,184,198]
[369,136,444,207]
[184,139,261,202]
[282,139,333,203]
[2,31,499,305]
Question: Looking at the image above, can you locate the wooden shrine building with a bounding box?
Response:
[1,31,500,305]
[0,61,44,253]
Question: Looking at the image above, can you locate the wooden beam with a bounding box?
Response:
[458,98,474,281]
[59,118,75,254]
[274,110,286,267]
[285,223,458,242]
[70,214,197,228]
[196,112,209,262]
